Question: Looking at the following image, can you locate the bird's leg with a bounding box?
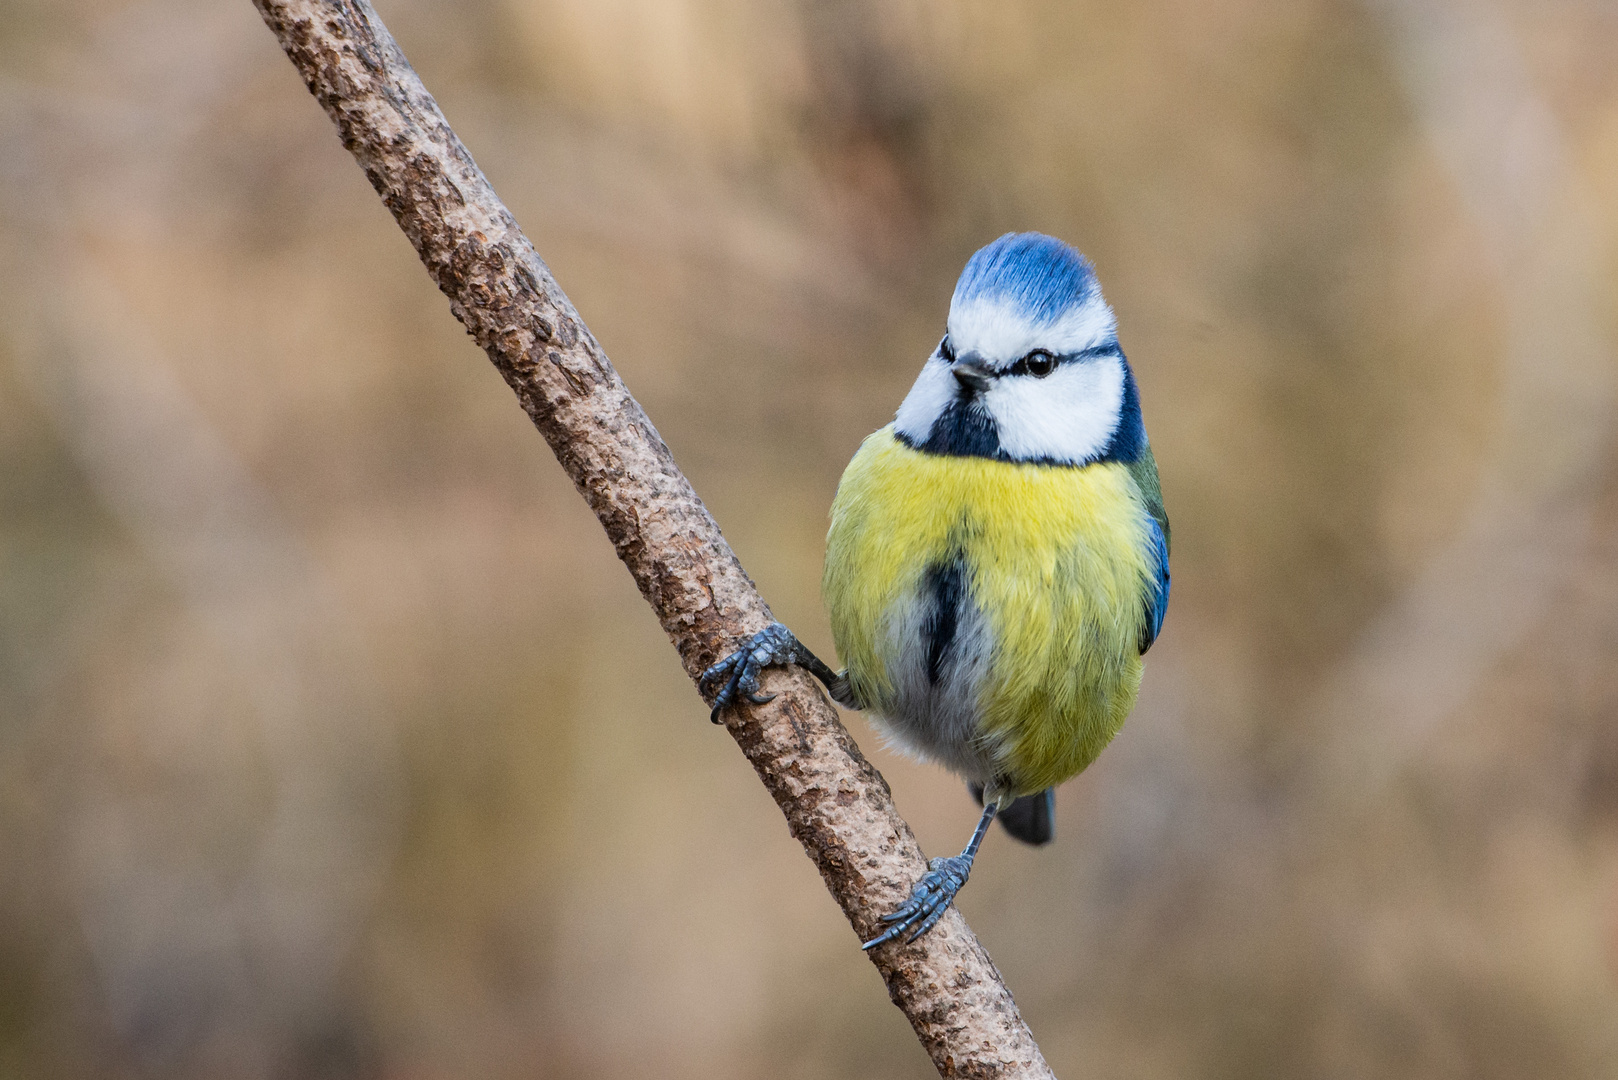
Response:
[861,797,999,949]
[699,621,858,724]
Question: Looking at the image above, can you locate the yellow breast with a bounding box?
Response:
[823,426,1153,794]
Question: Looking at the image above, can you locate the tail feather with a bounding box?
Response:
[968,783,1056,846]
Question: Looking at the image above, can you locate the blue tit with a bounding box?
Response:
[702,232,1169,948]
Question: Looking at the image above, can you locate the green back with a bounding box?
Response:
[1126,444,1170,553]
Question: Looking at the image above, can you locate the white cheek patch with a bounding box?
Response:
[947,295,1117,361]
[985,355,1125,464]
[893,355,959,442]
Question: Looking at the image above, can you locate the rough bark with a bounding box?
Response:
[249,2,1053,1075]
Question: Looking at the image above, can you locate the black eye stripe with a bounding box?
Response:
[1013,343,1121,374]
[936,335,1120,374]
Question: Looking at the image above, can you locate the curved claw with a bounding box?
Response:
[860,921,907,951]
[702,645,755,723]
[698,653,738,696]
[708,663,747,724]
[861,855,972,950]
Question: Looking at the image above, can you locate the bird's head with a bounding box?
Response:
[893,232,1141,466]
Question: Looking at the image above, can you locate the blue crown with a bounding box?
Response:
[952,233,1098,325]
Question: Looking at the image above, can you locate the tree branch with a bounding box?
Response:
[249,2,1053,1075]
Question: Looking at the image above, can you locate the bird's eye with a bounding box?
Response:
[1024,350,1056,378]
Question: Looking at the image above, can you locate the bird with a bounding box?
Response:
[701,232,1169,949]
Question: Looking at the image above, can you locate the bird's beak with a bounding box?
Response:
[951,356,994,393]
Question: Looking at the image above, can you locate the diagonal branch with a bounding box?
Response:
[249,2,1053,1075]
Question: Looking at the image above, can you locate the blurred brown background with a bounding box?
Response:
[2,0,1618,1076]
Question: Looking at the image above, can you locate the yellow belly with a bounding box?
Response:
[823,426,1152,794]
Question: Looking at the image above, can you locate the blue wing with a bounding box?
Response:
[1139,515,1170,654]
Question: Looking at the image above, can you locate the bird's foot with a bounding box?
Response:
[861,854,973,950]
[701,622,852,724]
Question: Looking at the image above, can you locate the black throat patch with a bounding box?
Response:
[901,398,1002,459]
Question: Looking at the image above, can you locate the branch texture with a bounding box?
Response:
[250,2,1053,1075]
